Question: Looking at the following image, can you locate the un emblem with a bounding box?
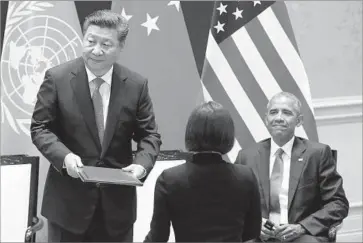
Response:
[1,2,83,135]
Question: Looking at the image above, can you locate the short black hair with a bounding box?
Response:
[185,101,235,154]
[83,9,129,46]
[267,91,302,115]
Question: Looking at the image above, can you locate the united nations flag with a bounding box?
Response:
[1,1,83,137]
[0,3,84,241]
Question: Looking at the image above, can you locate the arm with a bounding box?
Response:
[132,80,161,175]
[298,145,349,236]
[30,70,71,173]
[242,168,262,242]
[144,172,171,242]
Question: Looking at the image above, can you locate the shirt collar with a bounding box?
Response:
[85,65,113,86]
[270,136,295,159]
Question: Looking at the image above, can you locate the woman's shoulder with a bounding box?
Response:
[159,162,187,179]
[229,163,255,178]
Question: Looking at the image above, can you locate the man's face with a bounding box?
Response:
[265,96,303,142]
[82,25,122,75]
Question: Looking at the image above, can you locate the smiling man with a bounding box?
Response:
[235,92,349,242]
[31,10,161,242]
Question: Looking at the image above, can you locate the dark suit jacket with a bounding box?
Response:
[30,57,161,235]
[144,153,262,242]
[235,137,349,240]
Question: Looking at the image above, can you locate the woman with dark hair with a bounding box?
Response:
[144,101,261,242]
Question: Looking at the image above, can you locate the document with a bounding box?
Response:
[78,166,143,186]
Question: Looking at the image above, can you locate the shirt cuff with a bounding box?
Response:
[63,153,72,168]
[140,166,147,179]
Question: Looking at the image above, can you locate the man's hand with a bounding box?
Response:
[64,153,83,178]
[122,164,146,179]
[260,218,277,241]
[274,224,306,242]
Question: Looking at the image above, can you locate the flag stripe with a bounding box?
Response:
[270,2,300,55]
[219,36,268,121]
[231,26,308,139]
[258,8,315,113]
[202,60,255,149]
[201,83,241,162]
[245,16,317,140]
[227,137,241,163]
[206,32,270,142]
[180,1,215,77]
[181,1,319,148]
[232,24,307,139]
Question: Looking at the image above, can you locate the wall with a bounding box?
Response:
[286,1,362,241]
[313,96,362,242]
[286,1,362,99]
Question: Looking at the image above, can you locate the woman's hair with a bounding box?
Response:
[83,9,129,46]
[185,101,235,154]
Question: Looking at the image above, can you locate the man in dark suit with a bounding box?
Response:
[31,10,161,242]
[235,92,349,242]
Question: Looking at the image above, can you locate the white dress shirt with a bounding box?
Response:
[85,66,113,128]
[269,136,295,225]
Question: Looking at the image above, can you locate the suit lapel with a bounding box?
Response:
[258,140,271,213]
[101,64,127,157]
[288,137,307,211]
[70,59,101,151]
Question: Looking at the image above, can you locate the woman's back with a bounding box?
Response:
[144,101,261,242]
[145,153,261,242]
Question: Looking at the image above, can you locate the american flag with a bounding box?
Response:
[181,1,319,162]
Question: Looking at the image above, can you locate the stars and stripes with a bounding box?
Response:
[232,7,243,20]
[181,1,319,162]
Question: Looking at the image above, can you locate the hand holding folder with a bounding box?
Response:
[78,166,143,186]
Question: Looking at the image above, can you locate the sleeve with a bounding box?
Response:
[144,172,171,242]
[298,145,349,236]
[132,79,162,176]
[30,70,71,173]
[242,167,262,241]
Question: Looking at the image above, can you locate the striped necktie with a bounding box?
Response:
[270,148,284,223]
[92,78,104,143]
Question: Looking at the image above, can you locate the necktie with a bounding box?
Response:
[270,148,284,222]
[92,78,104,143]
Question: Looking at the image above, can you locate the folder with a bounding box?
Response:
[78,166,143,186]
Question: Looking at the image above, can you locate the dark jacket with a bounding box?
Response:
[31,57,161,235]
[235,137,349,240]
[144,153,261,242]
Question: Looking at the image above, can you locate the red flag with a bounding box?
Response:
[111,1,204,151]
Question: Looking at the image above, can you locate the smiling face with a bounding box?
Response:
[82,25,122,76]
[265,95,303,146]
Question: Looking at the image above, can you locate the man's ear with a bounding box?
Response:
[296,114,304,127]
[119,41,125,50]
[264,114,269,126]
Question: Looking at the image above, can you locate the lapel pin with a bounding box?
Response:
[298,158,303,162]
